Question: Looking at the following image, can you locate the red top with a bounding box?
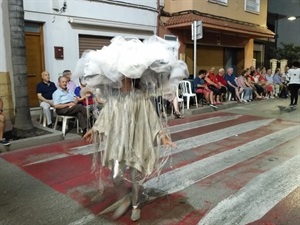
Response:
[207,73,219,88]
[83,96,94,106]
[247,75,255,82]
[216,74,227,86]
[258,74,267,82]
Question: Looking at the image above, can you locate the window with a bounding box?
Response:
[208,0,228,6]
[245,0,260,14]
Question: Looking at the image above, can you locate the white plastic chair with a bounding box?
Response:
[39,106,54,127]
[227,92,232,101]
[179,80,198,109]
[54,115,80,137]
[227,90,244,101]
[176,85,184,113]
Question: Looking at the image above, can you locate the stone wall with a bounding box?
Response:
[0,72,14,121]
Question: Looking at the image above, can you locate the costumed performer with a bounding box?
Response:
[76,35,188,222]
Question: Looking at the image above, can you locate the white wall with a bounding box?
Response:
[23,0,158,83]
[0,0,12,72]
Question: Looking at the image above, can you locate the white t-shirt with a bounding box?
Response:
[287,68,300,84]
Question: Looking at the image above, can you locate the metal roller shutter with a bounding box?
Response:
[78,35,112,57]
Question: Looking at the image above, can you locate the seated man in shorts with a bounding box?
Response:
[194,70,217,109]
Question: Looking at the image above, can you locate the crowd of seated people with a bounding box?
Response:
[249,66,289,99]
[36,70,106,134]
[189,65,292,109]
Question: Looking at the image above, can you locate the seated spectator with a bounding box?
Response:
[206,68,222,104]
[151,92,184,119]
[171,96,184,118]
[74,79,94,106]
[273,68,288,98]
[215,68,228,102]
[224,68,243,102]
[194,69,217,109]
[36,71,57,128]
[264,69,275,98]
[208,67,216,79]
[160,88,184,119]
[245,69,263,100]
[75,78,105,118]
[282,65,289,84]
[53,76,88,136]
[0,98,10,146]
[236,69,253,102]
[257,69,274,99]
[62,70,77,93]
[251,68,266,98]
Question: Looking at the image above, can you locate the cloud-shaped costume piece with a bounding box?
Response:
[75,36,188,198]
[73,35,189,97]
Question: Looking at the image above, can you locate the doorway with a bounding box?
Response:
[25,22,45,107]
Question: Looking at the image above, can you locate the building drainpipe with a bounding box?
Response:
[157,0,160,36]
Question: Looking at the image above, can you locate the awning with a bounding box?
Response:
[163,12,274,39]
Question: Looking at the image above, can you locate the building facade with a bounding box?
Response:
[1,0,158,109]
[159,0,274,76]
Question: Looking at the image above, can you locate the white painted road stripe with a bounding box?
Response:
[68,125,299,225]
[71,115,242,155]
[198,155,300,225]
[144,125,299,195]
[168,119,274,156]
[68,215,96,225]
[73,118,274,158]
[24,118,272,166]
[168,115,241,134]
[66,123,298,225]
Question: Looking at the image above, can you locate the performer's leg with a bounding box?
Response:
[112,160,131,219]
[112,160,128,198]
[130,167,143,221]
[130,167,143,207]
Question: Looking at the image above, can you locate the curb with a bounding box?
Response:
[0,124,63,152]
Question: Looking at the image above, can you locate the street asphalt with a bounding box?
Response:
[0,97,299,225]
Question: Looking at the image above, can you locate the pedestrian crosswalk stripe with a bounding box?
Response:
[145,125,299,195]
[168,115,241,134]
[198,154,300,225]
[24,117,273,166]
[163,119,275,156]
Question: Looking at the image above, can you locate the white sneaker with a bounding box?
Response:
[112,195,131,220]
[131,208,141,221]
[242,99,248,103]
[209,104,218,109]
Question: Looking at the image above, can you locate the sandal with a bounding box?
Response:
[174,111,184,119]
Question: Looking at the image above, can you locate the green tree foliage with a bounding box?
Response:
[272,43,300,66]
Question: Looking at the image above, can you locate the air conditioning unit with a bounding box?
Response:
[164,35,178,42]
[164,35,179,59]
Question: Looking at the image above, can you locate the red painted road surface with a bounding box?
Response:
[1,111,300,225]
